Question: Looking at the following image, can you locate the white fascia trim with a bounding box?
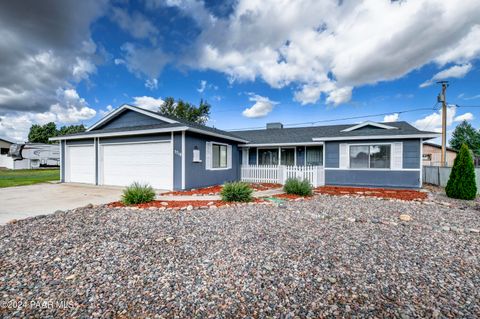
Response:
[186,127,248,143]
[312,134,440,142]
[181,131,186,190]
[341,121,398,132]
[86,104,178,132]
[50,127,188,141]
[239,142,324,147]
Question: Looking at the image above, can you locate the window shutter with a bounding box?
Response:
[392,142,403,169]
[339,143,348,169]
[227,145,232,169]
[205,142,212,169]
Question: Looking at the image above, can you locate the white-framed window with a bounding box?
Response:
[306,146,323,166]
[349,144,391,169]
[206,142,232,170]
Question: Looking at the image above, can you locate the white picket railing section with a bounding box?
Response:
[240,165,280,184]
[241,165,324,187]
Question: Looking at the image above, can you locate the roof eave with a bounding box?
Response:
[312,133,440,141]
[49,126,188,141]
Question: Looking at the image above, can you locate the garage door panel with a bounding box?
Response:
[101,142,172,190]
[67,146,95,184]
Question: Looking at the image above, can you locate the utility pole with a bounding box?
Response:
[437,81,449,166]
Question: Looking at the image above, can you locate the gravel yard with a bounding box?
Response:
[1,192,479,317]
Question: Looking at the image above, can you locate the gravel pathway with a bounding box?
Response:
[1,192,479,317]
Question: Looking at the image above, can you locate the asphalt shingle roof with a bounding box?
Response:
[54,104,436,144]
[231,121,437,144]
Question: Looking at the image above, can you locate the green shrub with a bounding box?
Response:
[283,178,313,196]
[122,182,156,205]
[445,143,477,200]
[221,182,253,202]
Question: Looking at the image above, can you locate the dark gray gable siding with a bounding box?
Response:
[95,109,168,130]
[184,132,240,189]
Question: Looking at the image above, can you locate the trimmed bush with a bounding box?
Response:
[221,182,253,202]
[122,182,156,205]
[445,143,477,200]
[283,178,313,196]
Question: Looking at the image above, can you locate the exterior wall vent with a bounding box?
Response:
[266,122,283,129]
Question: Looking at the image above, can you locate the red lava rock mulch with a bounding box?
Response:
[314,186,428,201]
[163,183,282,196]
[107,198,265,209]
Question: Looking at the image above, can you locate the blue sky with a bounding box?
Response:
[0,0,479,142]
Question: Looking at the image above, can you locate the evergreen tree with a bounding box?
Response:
[445,143,477,200]
[449,121,480,156]
[159,97,211,124]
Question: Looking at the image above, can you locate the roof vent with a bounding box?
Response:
[266,122,283,129]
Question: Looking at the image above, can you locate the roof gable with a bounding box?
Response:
[341,121,398,132]
[87,104,178,132]
[94,109,168,130]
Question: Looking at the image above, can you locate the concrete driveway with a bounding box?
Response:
[0,183,124,224]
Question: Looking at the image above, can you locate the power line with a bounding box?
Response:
[228,105,438,131]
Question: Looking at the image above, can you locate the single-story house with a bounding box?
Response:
[50,104,439,190]
[422,142,457,167]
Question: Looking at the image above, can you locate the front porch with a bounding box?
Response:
[241,165,324,187]
[240,144,325,187]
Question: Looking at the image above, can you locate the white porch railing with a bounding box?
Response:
[241,165,324,187]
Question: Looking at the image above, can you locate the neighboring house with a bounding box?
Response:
[50,104,439,190]
[0,137,14,169]
[422,142,457,167]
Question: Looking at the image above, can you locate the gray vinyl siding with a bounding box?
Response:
[403,139,421,168]
[325,170,420,188]
[325,139,421,169]
[173,132,182,190]
[324,139,421,188]
[325,142,340,168]
[96,109,167,130]
[184,132,240,189]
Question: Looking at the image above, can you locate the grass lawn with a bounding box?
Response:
[0,169,60,188]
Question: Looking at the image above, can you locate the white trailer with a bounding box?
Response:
[8,143,60,169]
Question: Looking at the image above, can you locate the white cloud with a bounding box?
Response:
[420,63,472,88]
[120,43,170,79]
[242,94,279,118]
[145,78,158,90]
[325,87,353,106]
[0,88,96,142]
[414,106,474,132]
[197,80,207,93]
[164,0,480,105]
[454,112,474,122]
[384,113,399,122]
[132,96,164,111]
[72,57,97,82]
[111,7,158,41]
[458,93,480,100]
[99,104,114,117]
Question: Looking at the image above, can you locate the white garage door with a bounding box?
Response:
[66,145,95,184]
[101,141,172,190]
